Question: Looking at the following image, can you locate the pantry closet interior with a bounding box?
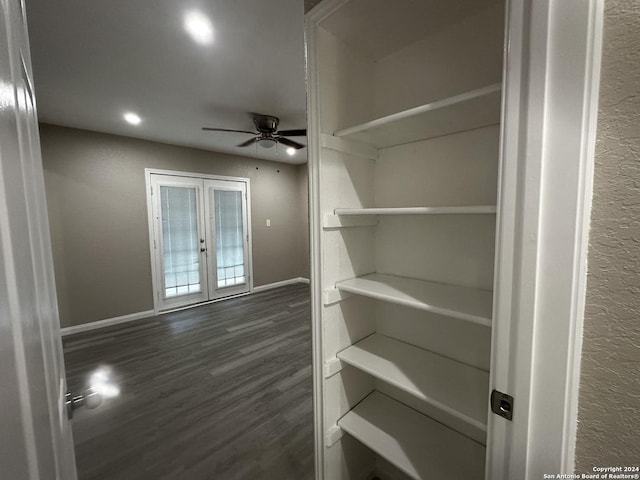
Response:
[305,0,506,478]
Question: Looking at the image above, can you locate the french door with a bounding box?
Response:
[204,179,250,299]
[148,172,252,311]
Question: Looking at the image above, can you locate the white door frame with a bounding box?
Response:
[145,168,254,314]
[304,0,603,478]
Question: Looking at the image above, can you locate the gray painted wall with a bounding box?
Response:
[575,0,640,469]
[40,124,309,328]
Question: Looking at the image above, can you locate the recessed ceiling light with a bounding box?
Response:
[286,147,296,156]
[184,11,214,45]
[123,112,142,125]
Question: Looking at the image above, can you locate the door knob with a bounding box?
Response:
[200,247,207,252]
[66,388,102,419]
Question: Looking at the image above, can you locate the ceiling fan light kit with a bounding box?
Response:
[258,138,276,148]
[202,112,307,150]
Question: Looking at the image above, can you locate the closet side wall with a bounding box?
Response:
[374,3,504,118]
[317,26,379,480]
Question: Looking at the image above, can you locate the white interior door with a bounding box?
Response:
[205,179,251,299]
[0,0,77,477]
[150,174,209,310]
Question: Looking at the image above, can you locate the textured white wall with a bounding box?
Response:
[575,0,640,469]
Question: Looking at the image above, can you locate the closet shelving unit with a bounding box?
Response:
[332,273,493,327]
[337,333,490,436]
[324,206,497,228]
[307,1,505,479]
[338,391,486,480]
[333,206,497,215]
[332,83,502,149]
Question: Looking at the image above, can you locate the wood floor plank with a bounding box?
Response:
[226,318,275,332]
[63,284,313,480]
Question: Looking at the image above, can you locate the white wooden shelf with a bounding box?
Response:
[333,84,502,149]
[338,334,488,437]
[334,273,492,327]
[338,391,485,480]
[323,206,496,228]
[334,206,497,215]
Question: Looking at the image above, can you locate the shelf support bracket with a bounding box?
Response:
[324,424,344,447]
[323,357,344,378]
[323,287,353,305]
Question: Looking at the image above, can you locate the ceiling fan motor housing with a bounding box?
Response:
[253,114,279,134]
[202,113,305,150]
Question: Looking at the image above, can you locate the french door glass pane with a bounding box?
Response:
[160,186,201,297]
[214,190,245,288]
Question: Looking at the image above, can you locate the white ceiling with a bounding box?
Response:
[25,0,308,164]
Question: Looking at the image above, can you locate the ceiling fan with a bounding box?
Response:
[202,113,306,150]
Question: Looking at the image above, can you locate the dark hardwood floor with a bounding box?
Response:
[63,284,313,480]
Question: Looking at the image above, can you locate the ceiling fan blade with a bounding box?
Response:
[237,138,258,147]
[202,127,256,135]
[276,129,307,137]
[277,137,305,149]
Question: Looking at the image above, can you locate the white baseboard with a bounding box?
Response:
[253,277,309,292]
[61,278,310,336]
[158,291,251,315]
[60,310,154,337]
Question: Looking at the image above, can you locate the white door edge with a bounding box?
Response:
[0,0,77,476]
[487,0,604,478]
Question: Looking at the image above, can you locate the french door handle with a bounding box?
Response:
[200,247,207,252]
